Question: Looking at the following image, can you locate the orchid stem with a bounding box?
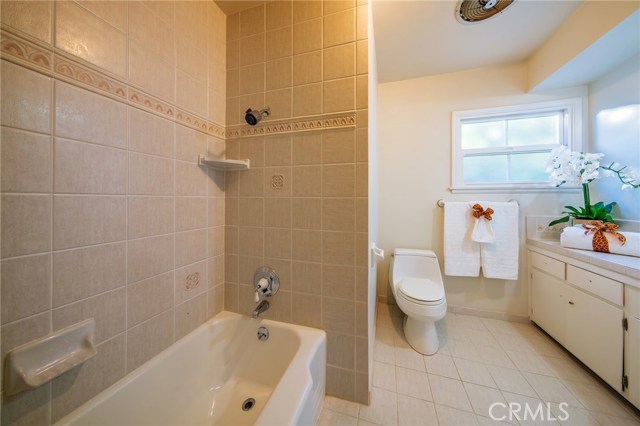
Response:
[582,183,591,217]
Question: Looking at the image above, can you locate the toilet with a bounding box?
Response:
[389,248,447,355]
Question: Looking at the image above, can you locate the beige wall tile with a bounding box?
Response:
[354,372,368,404]
[264,166,292,197]
[207,283,224,316]
[53,195,125,250]
[209,197,225,227]
[293,83,322,117]
[208,168,226,197]
[356,336,368,372]
[264,198,292,228]
[327,332,356,370]
[1,0,52,43]
[53,288,125,344]
[226,198,239,227]
[175,293,207,340]
[175,260,208,303]
[266,57,292,91]
[356,109,368,128]
[356,300,368,336]
[324,77,356,113]
[226,96,240,125]
[209,225,225,257]
[323,8,355,48]
[175,1,208,43]
[129,40,176,102]
[126,309,173,372]
[239,63,265,95]
[176,33,208,82]
[293,18,322,55]
[356,128,368,161]
[323,198,355,232]
[225,281,239,311]
[355,232,368,267]
[140,1,174,25]
[227,39,240,70]
[327,366,356,401]
[356,5,367,40]
[238,197,264,227]
[128,107,175,158]
[208,255,225,287]
[238,226,264,257]
[0,383,50,426]
[56,1,127,77]
[240,34,265,67]
[263,289,292,322]
[2,194,51,258]
[128,196,174,239]
[175,229,207,267]
[264,228,292,259]
[293,1,322,23]
[292,133,322,165]
[292,197,322,230]
[355,266,367,301]
[176,125,208,164]
[292,165,322,196]
[240,4,265,37]
[323,231,355,265]
[357,74,368,109]
[176,197,207,231]
[356,163,368,197]
[293,51,322,86]
[264,257,291,287]
[267,1,292,30]
[323,164,355,197]
[176,161,208,196]
[291,261,321,294]
[127,234,174,283]
[266,26,293,61]
[292,293,321,327]
[1,128,51,193]
[176,70,208,117]
[238,168,264,197]
[129,1,174,63]
[77,1,127,32]
[1,254,51,324]
[54,138,126,194]
[1,61,51,134]
[51,335,125,423]
[323,296,355,334]
[265,135,292,166]
[1,312,50,360]
[53,242,125,307]
[227,12,240,41]
[323,43,356,81]
[227,68,240,98]
[356,197,368,232]
[356,40,368,75]
[323,128,356,164]
[238,255,264,285]
[323,264,355,300]
[239,137,266,167]
[292,229,322,262]
[325,0,355,15]
[55,81,127,149]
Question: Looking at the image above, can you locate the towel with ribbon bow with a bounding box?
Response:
[471,203,495,243]
[581,221,626,253]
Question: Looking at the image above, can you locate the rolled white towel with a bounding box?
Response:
[560,226,640,257]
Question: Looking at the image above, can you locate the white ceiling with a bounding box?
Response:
[372,0,582,83]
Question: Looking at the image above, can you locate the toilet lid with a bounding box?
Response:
[399,278,444,302]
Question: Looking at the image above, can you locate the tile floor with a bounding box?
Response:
[319,303,640,426]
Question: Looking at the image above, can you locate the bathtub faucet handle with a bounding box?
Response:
[253,267,280,300]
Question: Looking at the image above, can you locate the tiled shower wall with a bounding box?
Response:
[223,1,370,403]
[0,1,226,424]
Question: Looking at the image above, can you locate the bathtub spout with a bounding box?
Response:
[252,300,270,319]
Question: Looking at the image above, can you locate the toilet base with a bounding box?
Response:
[403,316,440,355]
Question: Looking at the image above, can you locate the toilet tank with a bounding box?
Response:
[390,248,442,285]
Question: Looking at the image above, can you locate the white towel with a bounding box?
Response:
[444,202,480,277]
[561,226,640,257]
[471,216,495,243]
[480,202,519,280]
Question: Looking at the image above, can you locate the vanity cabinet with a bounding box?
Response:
[528,249,636,406]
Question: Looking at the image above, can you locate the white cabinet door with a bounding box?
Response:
[565,285,624,390]
[530,269,567,344]
[625,316,640,408]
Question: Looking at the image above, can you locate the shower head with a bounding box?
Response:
[244,107,271,126]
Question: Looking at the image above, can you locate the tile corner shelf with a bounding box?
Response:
[198,155,250,171]
[4,319,98,396]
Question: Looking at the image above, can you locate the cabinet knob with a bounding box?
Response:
[568,301,574,305]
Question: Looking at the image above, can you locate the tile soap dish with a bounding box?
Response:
[198,155,250,171]
[4,319,97,396]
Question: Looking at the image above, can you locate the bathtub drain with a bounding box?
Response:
[242,398,255,411]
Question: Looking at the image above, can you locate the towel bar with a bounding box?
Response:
[436,199,519,208]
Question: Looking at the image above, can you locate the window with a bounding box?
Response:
[451,98,583,192]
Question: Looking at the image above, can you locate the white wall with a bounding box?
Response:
[377,62,587,317]
[589,55,640,220]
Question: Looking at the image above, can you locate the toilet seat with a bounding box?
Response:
[399,278,444,304]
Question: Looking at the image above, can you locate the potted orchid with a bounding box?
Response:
[546,146,639,226]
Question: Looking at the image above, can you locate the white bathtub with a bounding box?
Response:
[56,311,326,426]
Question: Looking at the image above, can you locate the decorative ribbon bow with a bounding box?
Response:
[471,204,494,221]
[582,221,626,253]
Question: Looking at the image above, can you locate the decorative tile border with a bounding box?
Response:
[1,28,357,141]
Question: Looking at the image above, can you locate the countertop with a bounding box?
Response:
[527,238,640,283]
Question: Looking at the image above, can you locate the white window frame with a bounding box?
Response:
[451,98,584,193]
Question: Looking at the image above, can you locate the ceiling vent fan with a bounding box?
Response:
[455,0,516,24]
